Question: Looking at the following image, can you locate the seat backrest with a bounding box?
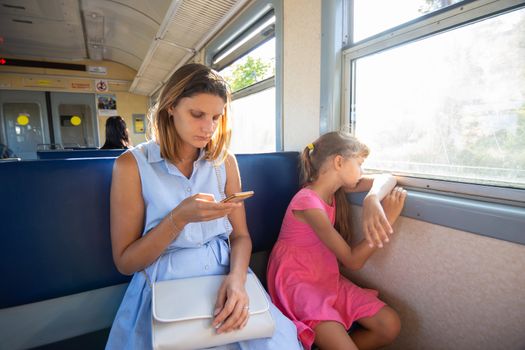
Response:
[37,149,126,159]
[0,158,129,308]
[0,152,300,309]
[237,152,300,252]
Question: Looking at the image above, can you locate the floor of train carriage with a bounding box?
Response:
[28,325,355,349]
[31,329,110,350]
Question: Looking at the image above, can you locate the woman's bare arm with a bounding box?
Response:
[223,153,252,278]
[110,152,177,275]
[212,153,252,333]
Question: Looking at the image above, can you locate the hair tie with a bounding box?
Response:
[307,143,314,151]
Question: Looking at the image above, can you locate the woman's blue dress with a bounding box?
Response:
[105,141,301,349]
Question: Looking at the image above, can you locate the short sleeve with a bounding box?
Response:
[289,190,326,211]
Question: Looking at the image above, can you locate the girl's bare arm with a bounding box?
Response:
[344,174,397,247]
[295,209,373,270]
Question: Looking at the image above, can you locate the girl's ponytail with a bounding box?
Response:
[300,145,316,186]
[334,188,352,242]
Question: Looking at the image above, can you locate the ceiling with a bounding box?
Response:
[0,0,250,96]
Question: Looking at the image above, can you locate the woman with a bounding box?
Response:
[100,115,131,149]
[105,63,301,349]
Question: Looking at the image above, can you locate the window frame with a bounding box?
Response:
[230,76,274,101]
[205,0,282,151]
[211,10,275,73]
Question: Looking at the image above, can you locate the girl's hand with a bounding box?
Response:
[362,194,393,248]
[381,186,407,225]
[173,193,240,225]
[211,274,250,334]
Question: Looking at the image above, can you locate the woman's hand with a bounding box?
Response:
[172,193,241,226]
[211,274,250,334]
[362,194,393,248]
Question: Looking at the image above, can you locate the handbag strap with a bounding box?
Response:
[142,270,152,289]
[213,161,226,201]
[142,250,163,289]
[214,161,232,248]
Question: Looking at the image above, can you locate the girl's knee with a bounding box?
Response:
[378,307,401,343]
[314,321,358,350]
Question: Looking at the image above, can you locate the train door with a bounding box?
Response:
[0,90,50,159]
[50,92,97,148]
[0,90,98,159]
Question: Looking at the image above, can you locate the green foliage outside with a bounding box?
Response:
[224,56,272,93]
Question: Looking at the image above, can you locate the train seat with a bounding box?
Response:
[0,151,300,349]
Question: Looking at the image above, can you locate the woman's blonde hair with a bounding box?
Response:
[149,63,231,163]
[300,131,370,242]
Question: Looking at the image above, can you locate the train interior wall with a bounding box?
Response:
[346,206,525,350]
[0,60,149,148]
[1,0,524,348]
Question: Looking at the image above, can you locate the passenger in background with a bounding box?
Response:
[0,143,16,159]
[267,131,407,350]
[100,116,132,149]
[106,63,301,349]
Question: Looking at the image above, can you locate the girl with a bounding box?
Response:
[267,131,407,350]
[106,63,301,349]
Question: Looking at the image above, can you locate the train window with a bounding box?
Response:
[219,38,276,153]
[219,38,275,93]
[352,0,465,42]
[343,2,525,197]
[207,4,278,154]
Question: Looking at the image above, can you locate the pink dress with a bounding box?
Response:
[267,188,385,349]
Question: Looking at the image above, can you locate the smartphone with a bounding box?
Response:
[221,191,254,203]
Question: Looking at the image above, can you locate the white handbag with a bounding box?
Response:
[150,273,275,350]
